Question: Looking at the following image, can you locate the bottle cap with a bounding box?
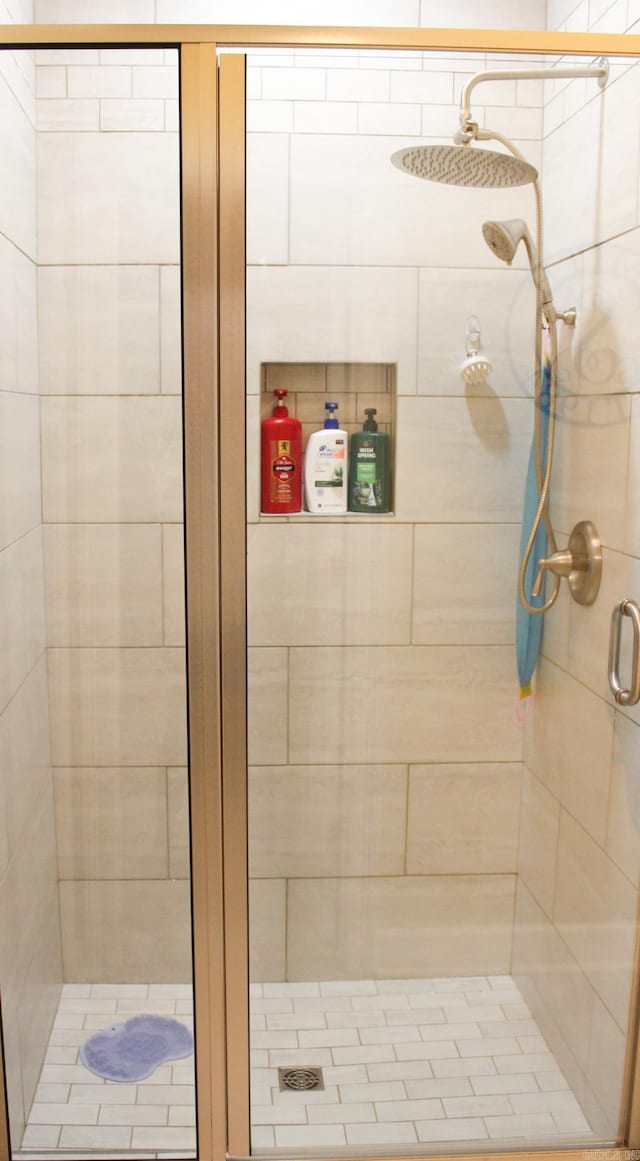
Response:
[363,408,378,432]
[324,401,339,429]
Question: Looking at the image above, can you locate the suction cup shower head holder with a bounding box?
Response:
[460,316,492,386]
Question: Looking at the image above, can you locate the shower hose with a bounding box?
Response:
[488,128,562,617]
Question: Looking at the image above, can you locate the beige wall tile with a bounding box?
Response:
[518,767,560,919]
[555,810,637,1031]
[327,364,389,395]
[0,868,26,1046]
[21,527,47,671]
[512,881,593,1079]
[247,265,418,395]
[540,570,571,671]
[394,398,530,523]
[54,767,169,880]
[525,658,614,846]
[288,133,535,271]
[412,524,520,645]
[0,969,25,1146]
[418,267,535,398]
[287,875,515,980]
[406,763,521,875]
[37,96,100,130]
[578,230,640,397]
[2,910,61,1143]
[607,712,640,885]
[168,766,190,879]
[289,646,521,765]
[587,992,626,1136]
[59,880,191,983]
[249,764,407,877]
[0,392,41,552]
[0,657,51,861]
[0,74,36,261]
[37,132,179,264]
[264,363,327,396]
[38,265,160,395]
[247,133,289,265]
[44,524,163,647]
[248,525,412,646]
[248,648,288,765]
[41,397,184,523]
[0,32,59,1145]
[0,236,37,395]
[17,901,63,1115]
[544,64,640,264]
[0,531,46,715]
[0,780,8,882]
[511,882,613,1133]
[249,878,286,983]
[548,253,583,402]
[1,783,61,995]
[162,523,185,646]
[625,395,640,557]
[293,390,359,423]
[0,540,30,714]
[246,395,261,523]
[48,647,187,767]
[552,393,631,554]
[160,265,182,394]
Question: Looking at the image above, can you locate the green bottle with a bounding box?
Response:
[348,408,391,513]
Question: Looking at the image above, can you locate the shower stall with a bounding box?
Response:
[1,13,640,1161]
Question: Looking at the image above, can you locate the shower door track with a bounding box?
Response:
[1,18,640,1161]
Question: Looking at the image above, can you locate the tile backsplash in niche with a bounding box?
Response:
[261,361,396,513]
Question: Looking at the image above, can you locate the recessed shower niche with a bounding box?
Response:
[258,362,396,517]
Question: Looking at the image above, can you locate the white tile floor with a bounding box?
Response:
[249,975,594,1152]
[21,976,594,1157]
[20,984,196,1159]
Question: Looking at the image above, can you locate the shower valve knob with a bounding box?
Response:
[531,520,602,606]
[531,548,578,598]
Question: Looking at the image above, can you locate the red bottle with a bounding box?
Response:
[260,388,302,514]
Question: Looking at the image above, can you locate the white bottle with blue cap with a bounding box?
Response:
[303,401,349,514]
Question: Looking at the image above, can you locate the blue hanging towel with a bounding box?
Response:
[516,329,551,699]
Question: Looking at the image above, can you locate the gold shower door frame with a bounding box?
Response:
[1,19,640,1161]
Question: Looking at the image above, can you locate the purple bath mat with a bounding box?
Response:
[80,1015,194,1082]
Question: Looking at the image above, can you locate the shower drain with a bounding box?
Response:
[278,1066,325,1092]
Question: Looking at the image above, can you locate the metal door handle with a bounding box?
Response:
[609,599,640,706]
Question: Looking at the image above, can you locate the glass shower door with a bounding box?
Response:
[242,40,640,1156]
[0,44,196,1159]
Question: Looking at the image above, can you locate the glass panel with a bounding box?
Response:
[246,44,640,1154]
[0,46,195,1158]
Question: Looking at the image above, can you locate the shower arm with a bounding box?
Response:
[455,57,609,142]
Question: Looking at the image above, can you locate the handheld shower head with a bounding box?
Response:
[482,218,553,305]
[482,218,530,264]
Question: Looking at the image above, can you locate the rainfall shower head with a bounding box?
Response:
[390,144,538,189]
[482,218,553,305]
